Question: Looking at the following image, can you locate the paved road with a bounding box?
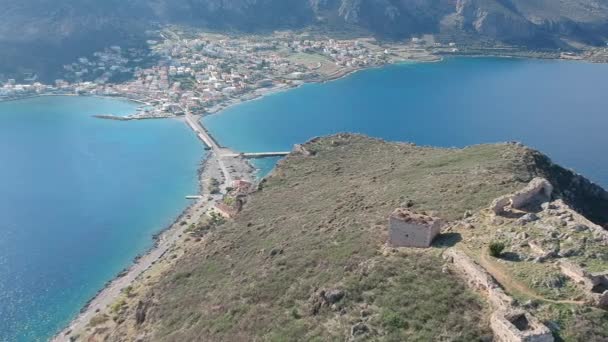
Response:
[184,111,233,187]
[222,152,290,158]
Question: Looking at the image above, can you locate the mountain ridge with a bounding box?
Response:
[1,0,608,78]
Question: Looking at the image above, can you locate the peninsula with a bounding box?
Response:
[57,134,608,341]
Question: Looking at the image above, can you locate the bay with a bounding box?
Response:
[205,57,608,186]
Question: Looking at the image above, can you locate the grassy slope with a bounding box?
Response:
[105,134,564,342]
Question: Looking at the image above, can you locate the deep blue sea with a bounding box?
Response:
[0,96,203,341]
[205,57,608,186]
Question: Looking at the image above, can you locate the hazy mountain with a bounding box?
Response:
[2,0,608,79]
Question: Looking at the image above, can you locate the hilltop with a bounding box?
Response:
[73,134,608,341]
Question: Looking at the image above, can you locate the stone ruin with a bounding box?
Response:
[491,178,554,216]
[443,249,554,342]
[559,260,608,308]
[387,209,442,248]
[443,249,513,310]
[292,143,313,156]
[491,310,555,342]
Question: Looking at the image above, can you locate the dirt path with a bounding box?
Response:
[477,247,585,305]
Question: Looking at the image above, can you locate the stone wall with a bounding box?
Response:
[491,178,553,215]
[443,249,553,341]
[559,260,599,290]
[511,178,554,210]
[491,310,554,342]
[443,249,512,311]
[559,260,608,309]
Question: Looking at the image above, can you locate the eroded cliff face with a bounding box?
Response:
[3,0,607,44]
[454,0,537,42]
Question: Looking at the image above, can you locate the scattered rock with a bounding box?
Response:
[517,213,539,225]
[543,274,567,289]
[463,210,473,219]
[571,224,589,232]
[559,248,582,258]
[401,199,414,208]
[541,202,557,210]
[532,257,545,263]
[135,301,149,325]
[523,299,539,309]
[308,297,323,316]
[360,309,372,318]
[351,323,369,337]
[324,289,345,304]
[269,247,283,257]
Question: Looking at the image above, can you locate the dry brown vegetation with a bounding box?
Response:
[92,134,607,341]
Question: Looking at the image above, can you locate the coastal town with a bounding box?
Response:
[3,27,607,121]
[0,29,439,120]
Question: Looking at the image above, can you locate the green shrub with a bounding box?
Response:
[489,242,506,258]
[381,310,406,331]
[110,299,127,314]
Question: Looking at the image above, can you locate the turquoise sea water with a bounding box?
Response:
[0,96,203,341]
[251,157,283,179]
[205,57,608,186]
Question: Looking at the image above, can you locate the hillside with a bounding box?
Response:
[76,135,608,341]
[2,0,608,79]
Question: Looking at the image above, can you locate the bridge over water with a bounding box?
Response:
[221,152,290,159]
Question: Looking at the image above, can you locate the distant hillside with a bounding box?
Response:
[80,135,608,341]
[2,0,608,79]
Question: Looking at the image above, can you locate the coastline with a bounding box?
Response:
[43,50,603,341]
[49,59,406,340]
[46,53,518,341]
[203,57,436,117]
[51,153,229,342]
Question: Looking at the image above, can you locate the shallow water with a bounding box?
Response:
[0,96,203,341]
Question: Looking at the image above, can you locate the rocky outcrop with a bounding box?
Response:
[455,0,537,42]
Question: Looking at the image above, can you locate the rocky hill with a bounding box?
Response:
[2,0,608,79]
[75,135,608,342]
